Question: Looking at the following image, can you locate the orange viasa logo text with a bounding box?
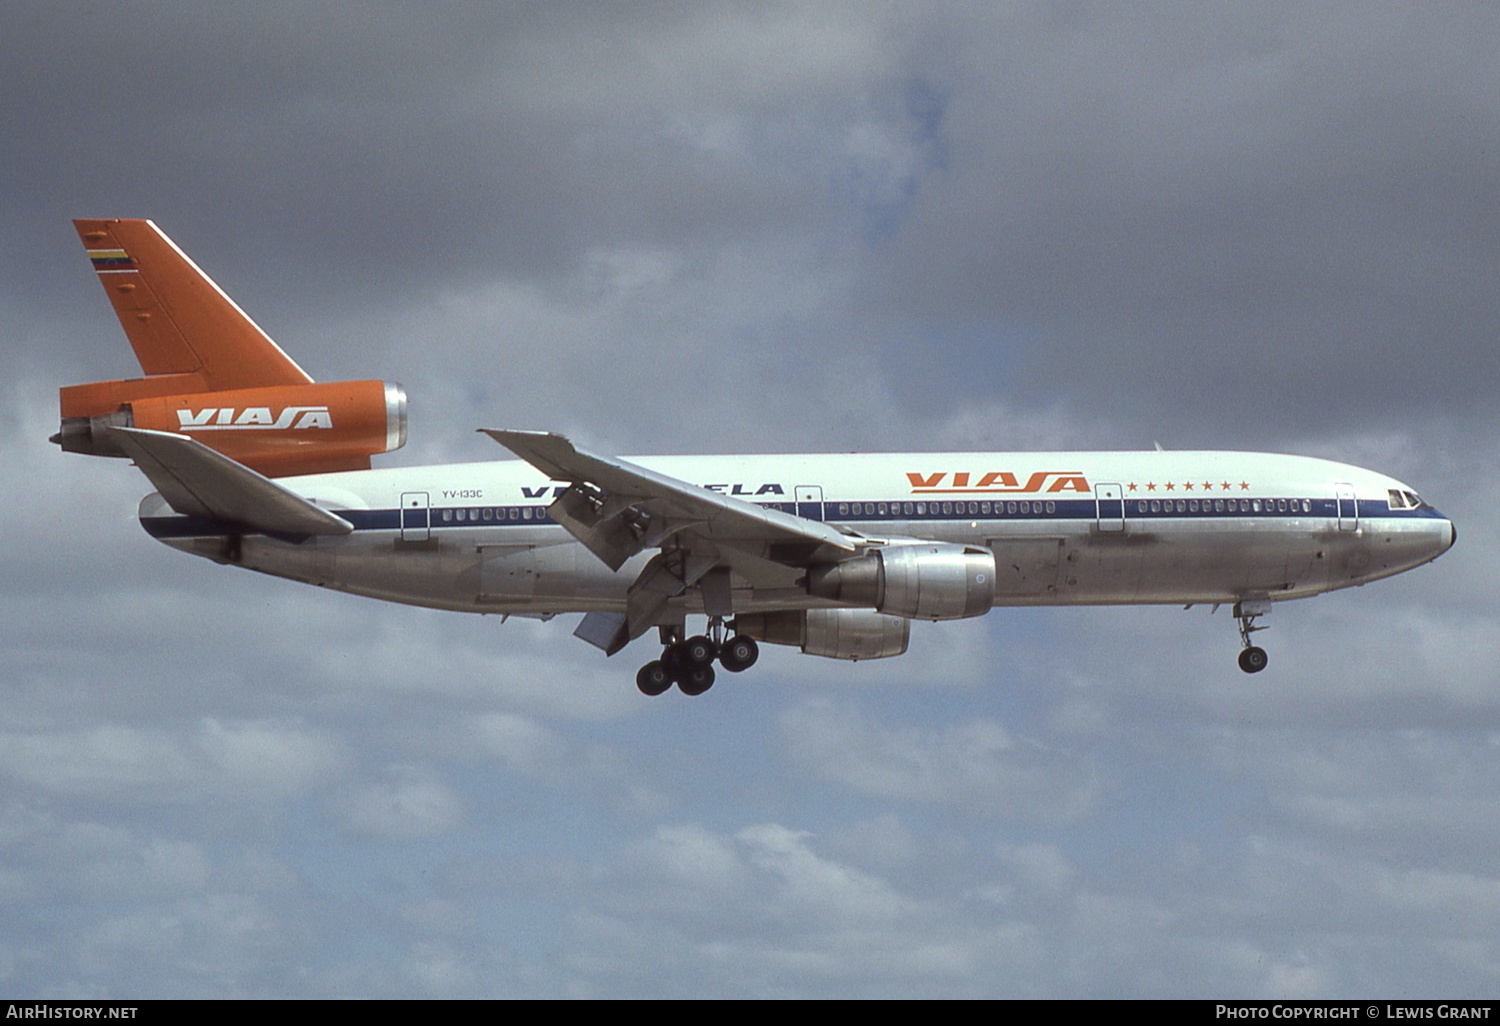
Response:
[906,471,1091,494]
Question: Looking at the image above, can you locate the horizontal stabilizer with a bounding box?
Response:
[108,427,352,536]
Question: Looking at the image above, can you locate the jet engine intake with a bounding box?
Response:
[806,542,996,620]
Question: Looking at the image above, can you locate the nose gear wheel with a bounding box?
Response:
[1233,600,1270,674]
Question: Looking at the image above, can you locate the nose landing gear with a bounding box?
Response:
[1234,600,1270,674]
[635,618,760,696]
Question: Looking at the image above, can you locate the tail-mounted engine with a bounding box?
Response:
[55,379,406,477]
[806,542,996,620]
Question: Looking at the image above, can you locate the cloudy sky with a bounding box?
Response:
[3,1,1497,998]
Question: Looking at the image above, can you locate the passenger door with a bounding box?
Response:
[400,491,430,542]
[1095,483,1125,533]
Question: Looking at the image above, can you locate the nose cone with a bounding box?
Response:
[1424,509,1457,563]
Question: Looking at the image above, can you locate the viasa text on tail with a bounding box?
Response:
[55,219,1456,695]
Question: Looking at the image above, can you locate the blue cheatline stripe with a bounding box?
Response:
[139,496,1444,540]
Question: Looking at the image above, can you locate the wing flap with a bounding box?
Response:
[109,426,352,536]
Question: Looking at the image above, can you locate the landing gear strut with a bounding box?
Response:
[1234,600,1270,674]
[634,618,760,696]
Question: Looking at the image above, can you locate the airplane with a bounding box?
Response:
[54,219,1457,695]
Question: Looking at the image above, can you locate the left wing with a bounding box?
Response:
[481,429,859,653]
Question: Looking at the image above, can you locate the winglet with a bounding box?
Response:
[108,426,352,536]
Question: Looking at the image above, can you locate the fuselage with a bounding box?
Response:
[139,449,1456,620]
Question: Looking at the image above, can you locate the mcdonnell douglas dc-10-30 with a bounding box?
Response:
[54,220,1456,695]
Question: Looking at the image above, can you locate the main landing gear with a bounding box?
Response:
[1234,600,1270,674]
[635,619,760,696]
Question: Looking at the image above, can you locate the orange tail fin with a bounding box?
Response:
[58,220,405,477]
[73,218,311,390]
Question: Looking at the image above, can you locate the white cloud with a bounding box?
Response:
[775,697,1105,822]
[0,718,344,804]
[335,763,464,840]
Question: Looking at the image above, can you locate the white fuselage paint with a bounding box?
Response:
[138,450,1455,621]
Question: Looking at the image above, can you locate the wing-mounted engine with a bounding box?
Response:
[806,542,996,620]
[56,379,407,477]
[732,609,910,661]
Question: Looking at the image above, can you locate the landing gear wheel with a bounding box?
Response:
[718,635,759,673]
[1238,646,1268,674]
[677,663,716,696]
[681,635,718,667]
[637,661,673,696]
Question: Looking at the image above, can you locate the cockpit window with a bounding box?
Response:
[1388,489,1430,510]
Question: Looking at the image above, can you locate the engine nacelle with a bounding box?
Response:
[56,379,406,477]
[732,609,910,661]
[806,542,996,620]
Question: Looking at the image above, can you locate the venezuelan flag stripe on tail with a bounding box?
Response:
[87,248,135,272]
